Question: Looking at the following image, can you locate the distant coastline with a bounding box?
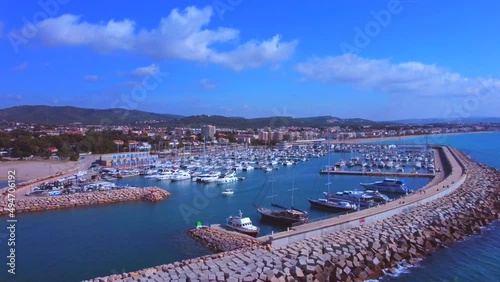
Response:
[340,131,494,144]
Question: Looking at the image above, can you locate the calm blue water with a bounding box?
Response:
[0,132,498,281]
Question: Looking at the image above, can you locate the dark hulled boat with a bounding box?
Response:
[256,167,308,226]
[257,204,308,226]
[308,198,358,212]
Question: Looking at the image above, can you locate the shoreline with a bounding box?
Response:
[339,131,494,144]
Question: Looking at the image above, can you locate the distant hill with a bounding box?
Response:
[170,115,379,128]
[390,117,500,125]
[0,105,182,125]
[0,105,383,128]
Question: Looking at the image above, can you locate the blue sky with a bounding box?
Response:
[1,0,499,120]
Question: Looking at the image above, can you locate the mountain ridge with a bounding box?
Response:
[0,105,498,128]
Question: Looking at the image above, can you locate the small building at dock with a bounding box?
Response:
[95,152,158,167]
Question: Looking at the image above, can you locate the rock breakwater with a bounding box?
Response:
[189,227,264,252]
[88,150,499,281]
[0,187,170,215]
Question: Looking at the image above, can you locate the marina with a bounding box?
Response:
[1,135,498,282]
[87,142,500,282]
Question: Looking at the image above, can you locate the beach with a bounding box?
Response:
[0,155,101,198]
[0,160,79,182]
[337,131,492,144]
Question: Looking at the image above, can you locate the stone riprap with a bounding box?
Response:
[87,148,499,282]
[0,187,170,215]
[189,227,265,252]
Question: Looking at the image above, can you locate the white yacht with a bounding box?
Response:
[226,210,259,237]
[216,172,238,184]
[323,190,381,207]
[194,171,221,182]
[155,172,172,181]
[360,178,407,194]
[170,171,191,181]
[221,188,234,196]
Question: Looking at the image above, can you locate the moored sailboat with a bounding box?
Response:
[256,168,308,226]
[309,136,358,212]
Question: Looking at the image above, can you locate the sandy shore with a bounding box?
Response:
[338,131,493,144]
[0,160,80,182]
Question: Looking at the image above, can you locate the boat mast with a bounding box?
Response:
[289,166,298,209]
[291,167,295,208]
[327,135,331,195]
[267,169,277,211]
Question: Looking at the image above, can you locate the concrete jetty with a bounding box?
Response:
[86,145,500,281]
[0,187,170,215]
[320,170,435,178]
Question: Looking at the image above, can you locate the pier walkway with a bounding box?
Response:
[319,170,435,178]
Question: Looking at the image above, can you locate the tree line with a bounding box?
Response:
[0,130,140,161]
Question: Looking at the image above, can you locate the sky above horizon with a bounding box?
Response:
[1,0,499,121]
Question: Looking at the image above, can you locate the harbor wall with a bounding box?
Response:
[0,187,170,215]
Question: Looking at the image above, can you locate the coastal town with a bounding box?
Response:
[0,118,498,160]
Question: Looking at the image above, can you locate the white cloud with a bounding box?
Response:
[210,35,298,71]
[25,6,296,70]
[295,54,500,97]
[199,79,216,90]
[13,62,28,72]
[130,64,160,77]
[83,75,99,82]
[3,94,22,101]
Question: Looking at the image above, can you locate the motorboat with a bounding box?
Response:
[226,210,259,237]
[155,172,171,181]
[170,171,191,181]
[221,188,234,196]
[323,191,375,208]
[216,175,238,184]
[195,171,221,183]
[362,190,391,203]
[360,178,407,194]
